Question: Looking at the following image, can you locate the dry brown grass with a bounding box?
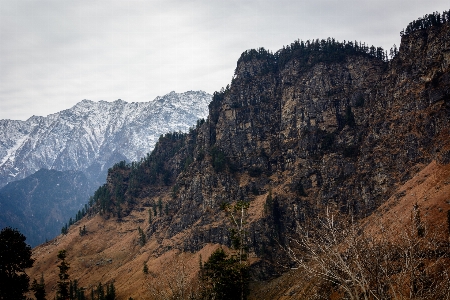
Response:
[26,161,450,299]
[27,204,223,300]
[249,161,450,300]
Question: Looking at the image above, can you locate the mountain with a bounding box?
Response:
[27,11,450,299]
[0,169,91,247]
[0,91,212,189]
[0,90,211,247]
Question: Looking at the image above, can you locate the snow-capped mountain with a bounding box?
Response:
[0,91,211,188]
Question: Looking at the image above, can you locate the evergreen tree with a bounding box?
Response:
[143,262,149,274]
[69,279,85,300]
[96,282,105,300]
[0,227,34,300]
[76,287,86,300]
[201,248,249,300]
[152,202,157,216]
[200,201,250,299]
[56,250,70,300]
[69,280,75,300]
[105,282,115,300]
[158,198,163,215]
[138,227,146,246]
[31,273,46,300]
[61,223,68,235]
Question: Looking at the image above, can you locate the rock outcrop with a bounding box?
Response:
[99,22,450,262]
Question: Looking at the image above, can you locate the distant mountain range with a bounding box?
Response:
[0,90,211,246]
[0,91,211,188]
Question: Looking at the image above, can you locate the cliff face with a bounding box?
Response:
[154,23,450,255]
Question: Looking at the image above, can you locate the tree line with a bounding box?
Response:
[401,9,450,37]
[236,9,450,75]
[236,37,391,76]
[1,200,252,300]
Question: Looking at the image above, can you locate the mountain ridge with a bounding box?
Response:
[0,90,212,188]
[82,12,450,269]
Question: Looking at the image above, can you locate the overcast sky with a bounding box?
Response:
[0,1,448,120]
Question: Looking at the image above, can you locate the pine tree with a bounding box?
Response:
[31,273,46,300]
[152,203,157,216]
[0,227,35,299]
[56,250,70,300]
[96,282,105,300]
[201,201,251,300]
[201,248,249,300]
[105,282,115,300]
[143,262,149,274]
[61,223,68,235]
[158,198,163,215]
[138,227,146,246]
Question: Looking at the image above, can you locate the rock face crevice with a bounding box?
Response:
[101,23,450,267]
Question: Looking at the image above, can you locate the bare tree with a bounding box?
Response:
[221,200,250,300]
[221,201,249,264]
[146,253,203,300]
[284,206,450,300]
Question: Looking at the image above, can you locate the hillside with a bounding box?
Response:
[0,169,92,247]
[249,161,450,299]
[27,11,450,299]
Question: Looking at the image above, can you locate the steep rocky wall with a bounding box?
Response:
[102,23,450,267]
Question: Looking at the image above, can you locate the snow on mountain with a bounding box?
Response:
[0,91,211,188]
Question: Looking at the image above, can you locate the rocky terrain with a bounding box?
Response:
[26,12,450,299]
[249,161,450,299]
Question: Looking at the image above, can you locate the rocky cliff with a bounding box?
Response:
[95,21,450,261]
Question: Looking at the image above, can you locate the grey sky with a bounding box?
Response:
[0,0,448,120]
